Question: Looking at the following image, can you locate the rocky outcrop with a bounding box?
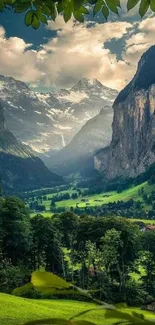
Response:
[0,103,63,191]
[94,46,155,179]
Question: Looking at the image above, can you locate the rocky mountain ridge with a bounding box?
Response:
[0,76,118,160]
[0,103,63,191]
[94,46,155,179]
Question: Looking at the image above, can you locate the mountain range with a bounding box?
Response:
[0,76,117,160]
[1,45,155,188]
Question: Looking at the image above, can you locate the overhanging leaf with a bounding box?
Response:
[127,0,140,11]
[24,9,33,26]
[93,0,103,16]
[150,0,155,12]
[105,0,119,14]
[32,271,71,291]
[31,13,40,29]
[73,10,84,22]
[63,1,72,23]
[13,282,34,296]
[139,0,150,17]
[102,3,109,19]
[73,0,84,10]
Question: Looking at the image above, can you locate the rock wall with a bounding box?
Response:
[94,46,155,179]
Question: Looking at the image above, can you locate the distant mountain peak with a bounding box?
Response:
[71,78,106,92]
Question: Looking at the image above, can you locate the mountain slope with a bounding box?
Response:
[0,76,117,157]
[94,46,155,180]
[0,104,63,192]
[49,106,113,176]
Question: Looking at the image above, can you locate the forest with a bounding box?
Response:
[1,195,155,308]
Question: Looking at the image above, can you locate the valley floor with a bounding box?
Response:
[29,181,155,217]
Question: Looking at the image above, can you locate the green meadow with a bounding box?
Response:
[1,293,155,325]
[29,181,155,213]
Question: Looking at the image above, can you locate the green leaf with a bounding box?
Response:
[23,319,98,325]
[63,2,72,22]
[0,0,5,9]
[150,0,155,12]
[50,3,57,21]
[13,282,34,296]
[109,0,120,7]
[45,0,57,20]
[35,10,48,24]
[79,6,89,14]
[102,3,109,19]
[127,0,140,11]
[73,0,84,10]
[32,271,71,291]
[14,2,30,13]
[24,9,33,26]
[57,0,63,14]
[105,0,119,14]
[5,0,15,5]
[41,5,51,16]
[30,13,40,29]
[93,0,103,16]
[139,0,150,17]
[73,10,84,22]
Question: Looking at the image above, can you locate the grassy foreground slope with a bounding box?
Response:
[1,293,155,325]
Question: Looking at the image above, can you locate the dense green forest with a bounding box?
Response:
[1,195,155,308]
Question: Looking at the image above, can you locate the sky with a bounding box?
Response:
[0,0,155,92]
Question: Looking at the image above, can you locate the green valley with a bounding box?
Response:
[28,181,155,222]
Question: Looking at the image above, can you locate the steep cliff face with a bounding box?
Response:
[0,103,63,191]
[94,46,155,179]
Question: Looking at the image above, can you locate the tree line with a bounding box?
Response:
[1,196,155,306]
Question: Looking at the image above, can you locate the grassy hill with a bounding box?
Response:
[1,293,155,325]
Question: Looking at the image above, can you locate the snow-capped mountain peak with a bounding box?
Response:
[0,75,118,161]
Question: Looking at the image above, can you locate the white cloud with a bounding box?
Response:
[0,14,154,91]
[0,27,40,82]
[124,16,155,65]
[0,18,133,90]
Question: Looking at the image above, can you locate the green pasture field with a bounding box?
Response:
[1,293,155,325]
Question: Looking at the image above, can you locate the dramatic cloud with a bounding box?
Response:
[0,26,41,82]
[40,17,132,90]
[124,16,155,64]
[0,13,154,91]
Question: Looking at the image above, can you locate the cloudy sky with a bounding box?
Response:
[0,0,155,92]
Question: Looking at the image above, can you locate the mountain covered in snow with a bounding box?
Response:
[0,103,63,192]
[0,76,118,161]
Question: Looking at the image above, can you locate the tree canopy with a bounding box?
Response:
[0,0,154,29]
